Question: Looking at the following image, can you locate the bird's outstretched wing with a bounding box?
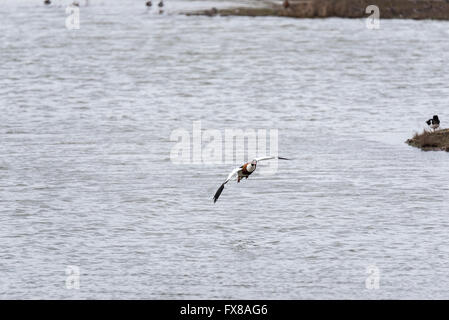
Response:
[255,156,291,162]
[213,167,240,203]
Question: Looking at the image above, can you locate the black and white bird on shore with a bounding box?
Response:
[213,156,291,203]
[426,115,440,132]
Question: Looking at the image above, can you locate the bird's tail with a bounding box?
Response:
[213,184,225,203]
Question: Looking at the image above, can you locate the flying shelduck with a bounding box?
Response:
[213,156,291,203]
[426,115,440,132]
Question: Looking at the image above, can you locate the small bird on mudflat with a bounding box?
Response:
[213,156,291,203]
[146,1,152,7]
[44,0,51,5]
[426,115,440,132]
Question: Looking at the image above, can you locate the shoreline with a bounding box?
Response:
[183,0,449,20]
[406,129,449,152]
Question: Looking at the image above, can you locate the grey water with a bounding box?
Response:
[1,0,449,299]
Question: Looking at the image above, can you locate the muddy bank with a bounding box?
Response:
[184,0,449,20]
[406,129,449,151]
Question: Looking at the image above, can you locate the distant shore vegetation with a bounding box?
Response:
[407,129,449,152]
[184,0,449,20]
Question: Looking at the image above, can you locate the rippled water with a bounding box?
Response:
[1,0,449,299]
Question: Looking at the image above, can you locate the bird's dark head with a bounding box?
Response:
[433,115,439,121]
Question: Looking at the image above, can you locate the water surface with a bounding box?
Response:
[1,0,449,299]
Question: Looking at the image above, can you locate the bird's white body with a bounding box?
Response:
[244,163,256,173]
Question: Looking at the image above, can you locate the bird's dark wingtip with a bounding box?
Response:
[213,183,225,203]
[278,157,291,160]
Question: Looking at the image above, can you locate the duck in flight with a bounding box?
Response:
[426,115,440,132]
[213,156,290,203]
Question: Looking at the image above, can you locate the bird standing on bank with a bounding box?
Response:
[426,115,440,132]
[213,156,291,203]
